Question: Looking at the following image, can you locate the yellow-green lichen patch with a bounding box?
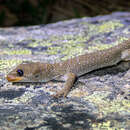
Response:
[98,21,124,33]
[26,34,88,60]
[39,41,53,47]
[88,43,113,52]
[0,59,22,74]
[47,34,88,45]
[122,100,130,109]
[87,37,129,52]
[26,40,54,54]
[91,120,127,129]
[117,37,129,45]
[92,120,111,129]
[44,34,88,60]
[81,20,124,35]
[85,91,130,117]
[27,42,39,48]
[2,49,32,55]
[47,40,86,61]
[85,91,130,128]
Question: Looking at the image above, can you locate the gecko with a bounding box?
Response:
[6,39,130,98]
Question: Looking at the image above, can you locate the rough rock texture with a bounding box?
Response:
[0,12,130,129]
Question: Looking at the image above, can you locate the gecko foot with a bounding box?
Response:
[52,89,69,98]
[52,72,76,98]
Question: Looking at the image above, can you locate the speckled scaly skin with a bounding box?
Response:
[6,39,130,98]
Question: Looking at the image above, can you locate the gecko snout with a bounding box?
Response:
[6,75,23,82]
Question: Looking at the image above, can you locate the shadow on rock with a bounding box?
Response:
[0,88,25,99]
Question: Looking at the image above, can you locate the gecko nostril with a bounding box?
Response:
[17,69,24,76]
[6,74,23,82]
[35,74,39,78]
[6,75,16,81]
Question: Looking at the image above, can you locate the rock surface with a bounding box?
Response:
[0,12,130,129]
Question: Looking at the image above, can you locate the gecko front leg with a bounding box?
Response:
[53,72,76,98]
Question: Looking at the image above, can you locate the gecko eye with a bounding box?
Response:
[17,69,24,76]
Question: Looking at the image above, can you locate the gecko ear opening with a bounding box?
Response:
[22,61,33,64]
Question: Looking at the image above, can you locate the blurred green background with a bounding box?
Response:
[0,0,130,27]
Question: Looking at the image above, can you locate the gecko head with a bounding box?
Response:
[6,62,45,82]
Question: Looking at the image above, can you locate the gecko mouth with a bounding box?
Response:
[6,75,23,82]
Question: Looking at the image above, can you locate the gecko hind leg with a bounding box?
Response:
[53,72,76,98]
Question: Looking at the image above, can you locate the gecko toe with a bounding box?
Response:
[52,91,67,98]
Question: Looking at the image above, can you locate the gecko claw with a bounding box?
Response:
[52,90,68,98]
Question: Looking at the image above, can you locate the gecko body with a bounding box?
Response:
[6,40,130,97]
